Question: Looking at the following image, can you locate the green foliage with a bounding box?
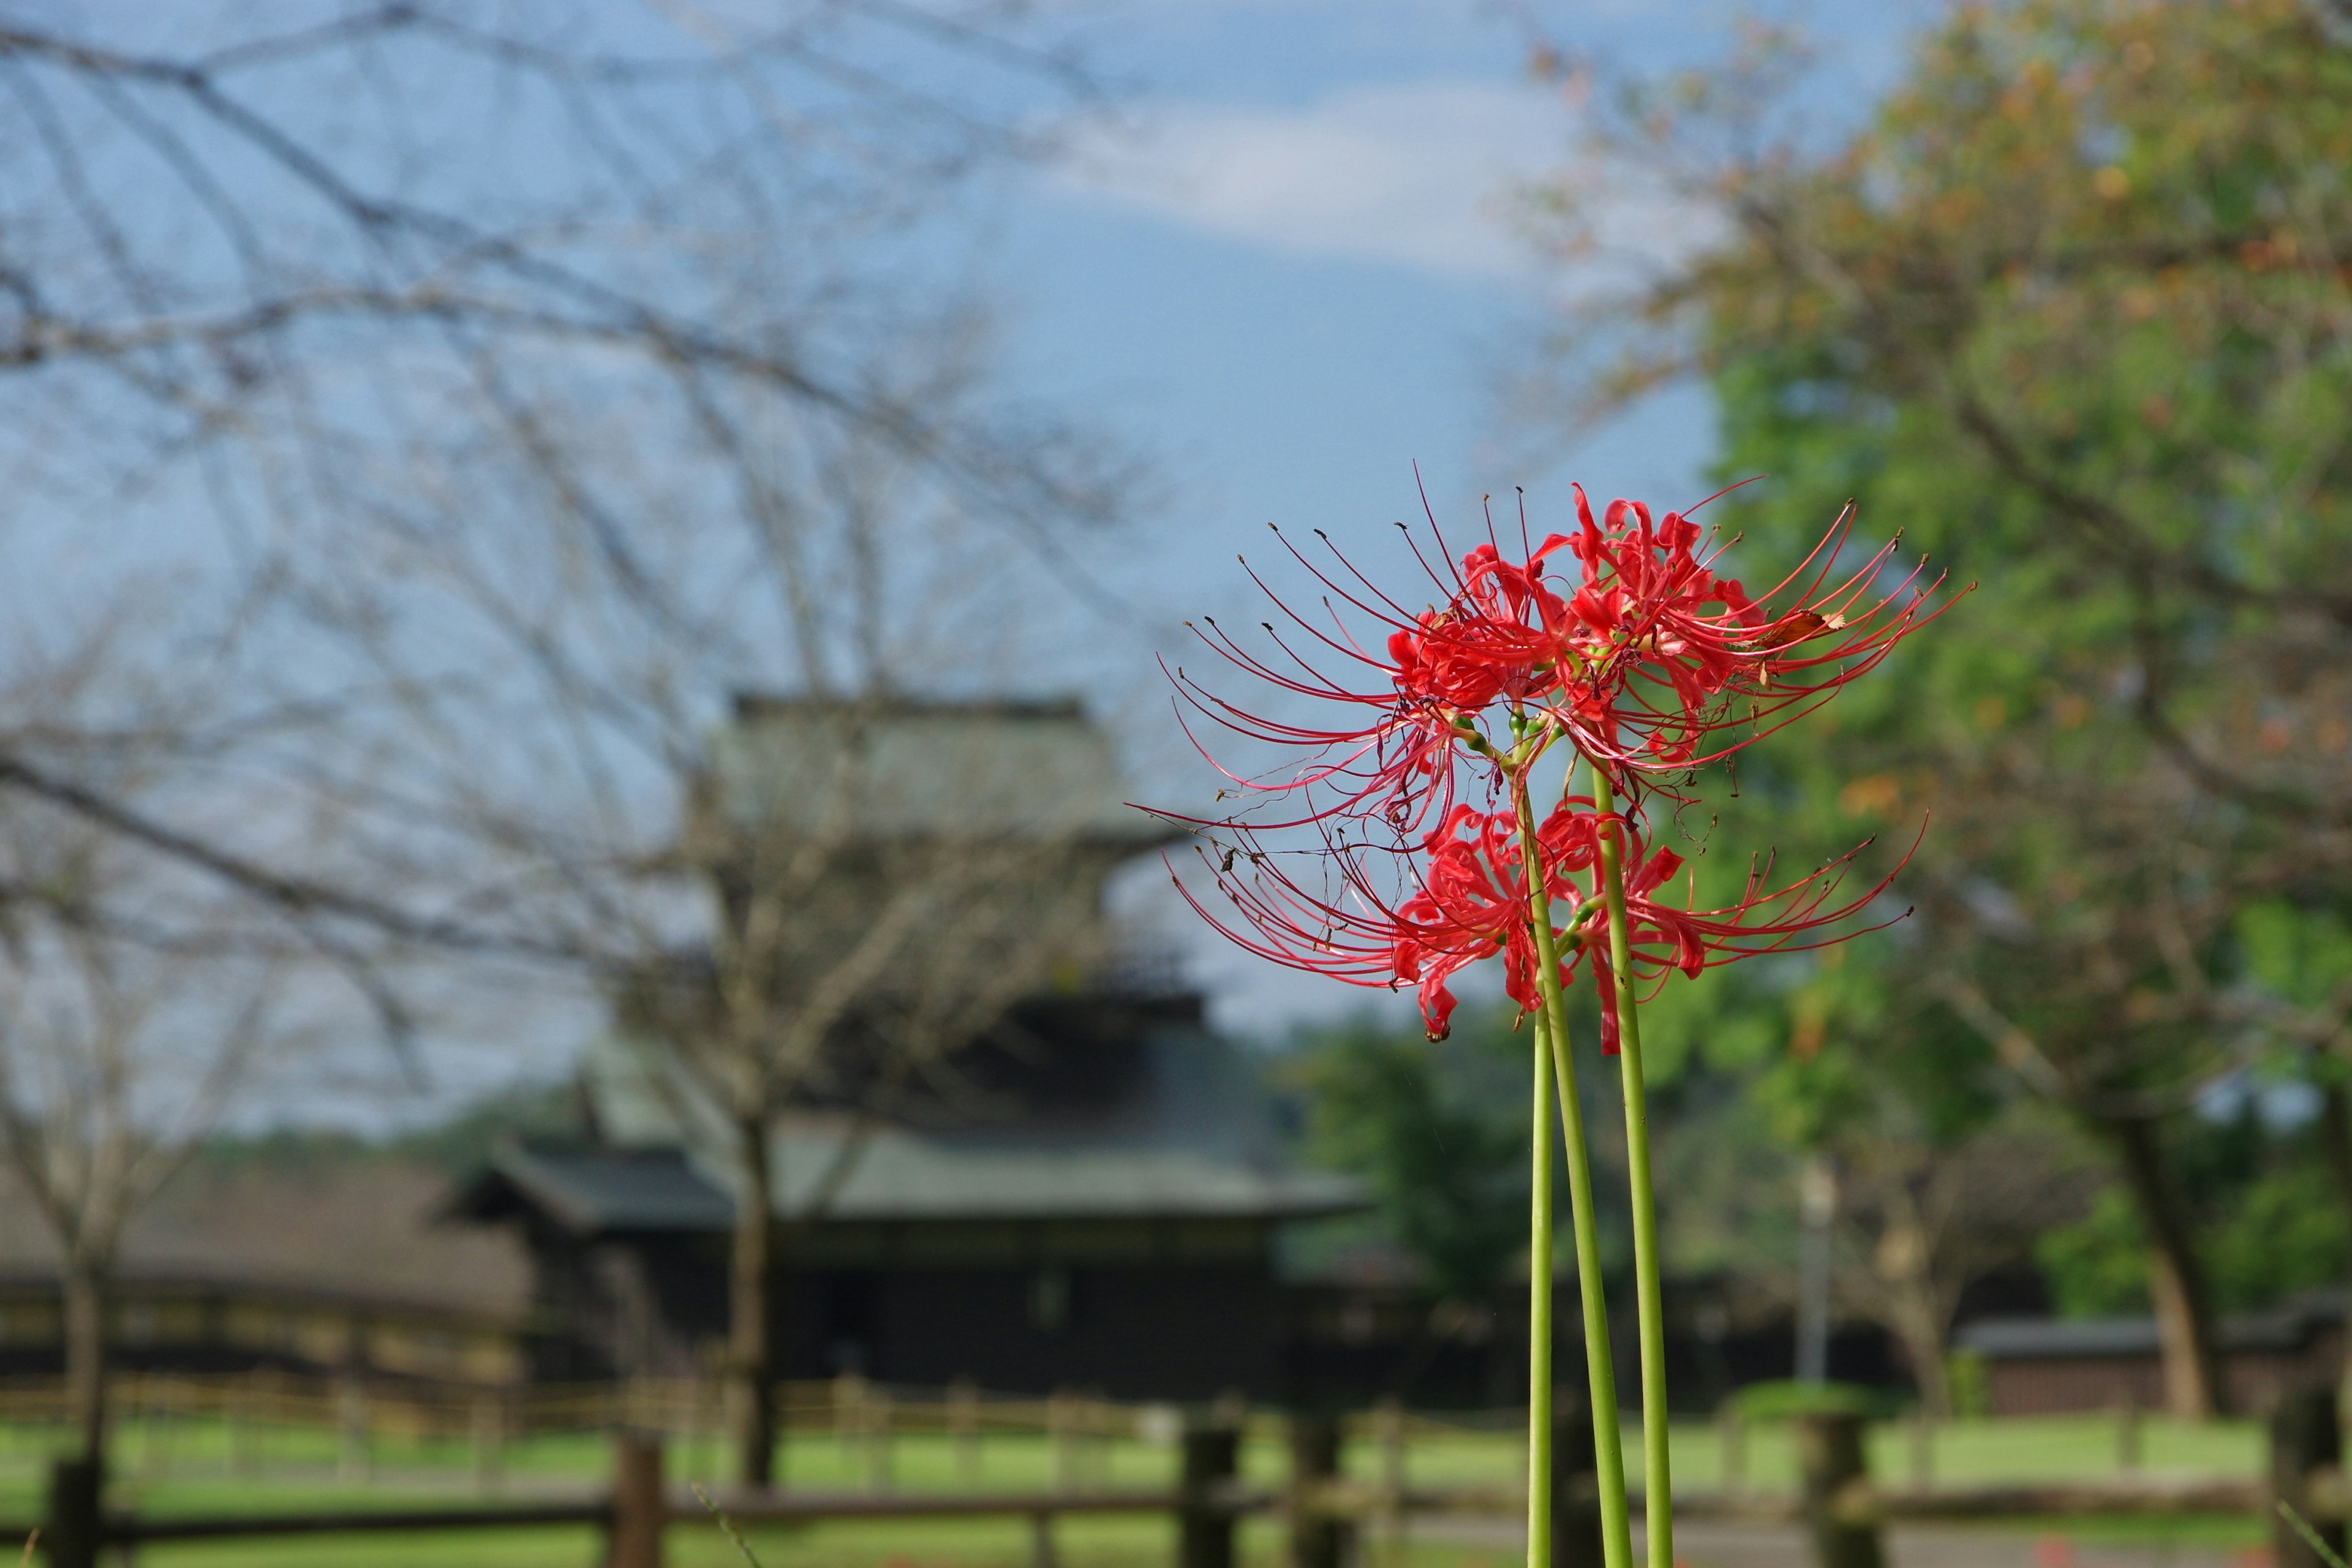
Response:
[1730,1379,1891,1420]
[2037,1186,2153,1317]
[1291,1009,1532,1298]
[2235,900,2352,1012]
[1946,1351,1989,1420]
[2209,1163,2351,1312]
[1538,0,2352,1349]
[2037,1112,2351,1317]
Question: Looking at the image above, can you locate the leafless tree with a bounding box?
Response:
[0,630,344,1474]
[0,2,1129,962]
[0,8,1146,1487]
[0,892,311,1466]
[1828,1108,2085,1419]
[606,696,1156,1482]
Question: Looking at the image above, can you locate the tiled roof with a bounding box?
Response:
[459,1120,1362,1235]
[453,1143,734,1235]
[712,695,1178,846]
[1956,1294,2346,1360]
[458,1017,1368,1235]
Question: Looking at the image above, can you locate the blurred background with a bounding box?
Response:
[0,0,2348,1556]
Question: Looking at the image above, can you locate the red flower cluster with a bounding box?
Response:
[1156,484,1952,1039]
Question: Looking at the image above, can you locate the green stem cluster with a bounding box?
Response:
[1594,772,1672,1568]
[1513,775,1632,1568]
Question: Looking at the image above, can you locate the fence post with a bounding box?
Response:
[1373,1396,1406,1567]
[1090,1393,1115,1487]
[1049,1389,1076,1490]
[832,1373,864,1461]
[1796,1411,1883,1568]
[138,1378,170,1480]
[1551,1393,1603,1568]
[2272,1384,2345,1568]
[1287,1412,1352,1568]
[336,1375,372,1485]
[950,1378,981,1481]
[865,1387,895,1494]
[1719,1401,1746,1496]
[472,1393,506,1493]
[609,1431,666,1568]
[43,1455,103,1568]
[2116,1393,2141,1473]
[1028,1509,1060,1568]
[229,1376,258,1479]
[1178,1413,1242,1568]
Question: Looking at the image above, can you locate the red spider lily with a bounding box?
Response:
[1575,803,1921,1052]
[1161,502,1583,834]
[1149,478,1942,1044]
[1392,802,1607,1034]
[1547,488,1956,783]
[1170,801,1602,1041]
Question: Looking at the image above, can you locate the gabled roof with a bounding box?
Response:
[712,694,1178,848]
[1956,1292,2346,1360]
[452,1129,1360,1237]
[753,1117,1362,1224]
[453,1007,1366,1237]
[448,1143,733,1235]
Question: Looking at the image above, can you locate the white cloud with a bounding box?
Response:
[1050,77,1718,286]
[1052,79,1566,281]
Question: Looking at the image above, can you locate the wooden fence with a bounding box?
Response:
[6,1378,2348,1568]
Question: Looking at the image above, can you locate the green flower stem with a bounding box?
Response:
[1593,771,1672,1568]
[1514,777,1632,1568]
[1528,1003,1555,1568]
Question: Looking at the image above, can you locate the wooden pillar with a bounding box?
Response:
[1719,1402,1747,1496]
[608,1431,666,1568]
[1028,1509,1060,1568]
[950,1377,981,1481]
[472,1393,506,1493]
[43,1455,104,1568]
[1287,1412,1352,1568]
[1796,1411,1883,1568]
[864,1387,894,1494]
[336,1375,372,1485]
[1049,1389,1077,1490]
[229,1373,259,1479]
[1906,1410,1933,1491]
[140,1378,170,1480]
[1372,1396,1406,1566]
[1178,1414,1242,1568]
[1551,1393,1603,1568]
[832,1373,864,1460]
[1090,1393,1115,1487]
[2272,1385,2345,1568]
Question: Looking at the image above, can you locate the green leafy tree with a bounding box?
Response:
[1295,1012,1531,1300]
[1527,0,2352,1417]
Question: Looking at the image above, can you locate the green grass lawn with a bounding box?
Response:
[0,1412,2272,1567]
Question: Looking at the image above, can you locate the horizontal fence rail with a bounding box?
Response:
[0,1376,2339,1568]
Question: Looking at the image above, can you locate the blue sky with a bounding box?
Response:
[979,0,1950,1038]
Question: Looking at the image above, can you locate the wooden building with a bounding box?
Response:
[448,695,1366,1400]
[0,1158,539,1387]
[451,993,1363,1398]
[1954,1294,2347,1415]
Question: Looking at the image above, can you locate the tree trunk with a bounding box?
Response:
[728,1113,780,1488]
[1879,1250,1954,1421]
[62,1261,108,1465]
[2321,1077,2352,1397]
[2102,1113,2225,1419]
[2320,1079,2352,1256]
